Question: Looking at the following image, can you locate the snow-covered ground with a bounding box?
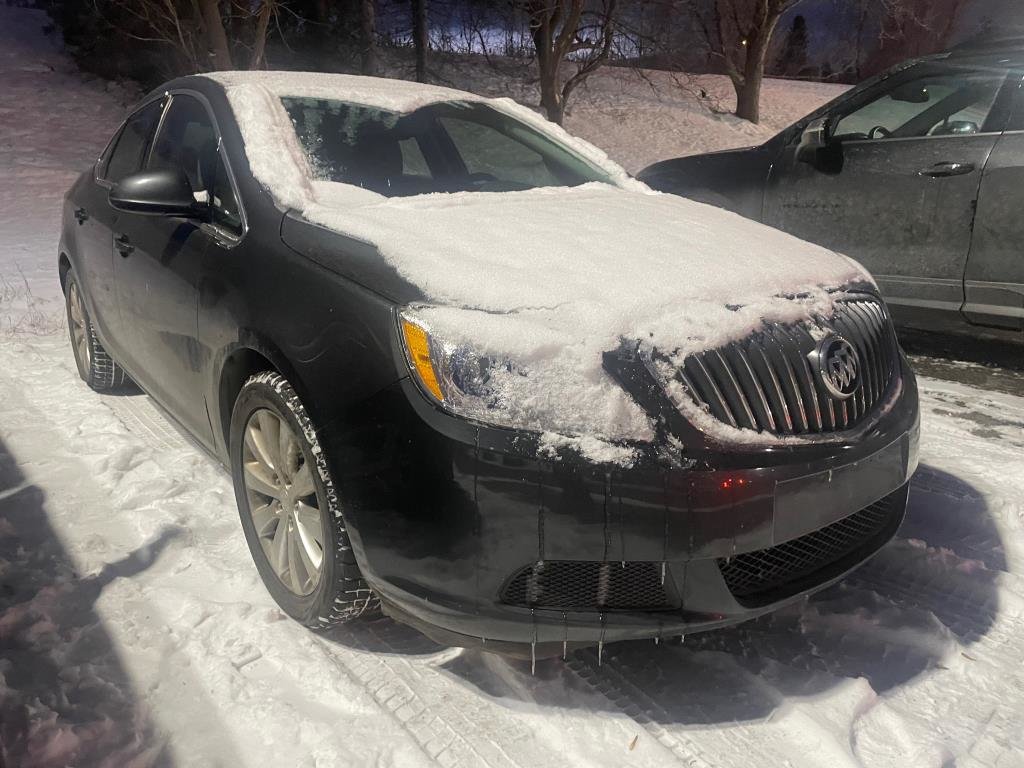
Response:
[1,5,1023,767]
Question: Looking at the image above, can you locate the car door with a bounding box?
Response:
[75,97,165,350]
[763,61,1015,327]
[963,69,1024,335]
[112,92,241,442]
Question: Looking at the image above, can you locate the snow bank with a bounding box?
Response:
[210,73,871,457]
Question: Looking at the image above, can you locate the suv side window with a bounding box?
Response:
[834,67,1009,141]
[102,98,165,183]
[148,93,243,236]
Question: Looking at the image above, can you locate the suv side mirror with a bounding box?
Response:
[109,168,207,217]
[938,120,980,136]
[796,117,833,164]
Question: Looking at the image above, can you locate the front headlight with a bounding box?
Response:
[398,309,520,424]
[397,307,653,466]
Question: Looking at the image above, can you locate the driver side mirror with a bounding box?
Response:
[796,117,833,164]
[109,168,207,217]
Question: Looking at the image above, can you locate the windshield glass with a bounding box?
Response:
[281,97,612,196]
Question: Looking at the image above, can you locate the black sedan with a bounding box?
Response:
[60,72,919,657]
[639,38,1024,343]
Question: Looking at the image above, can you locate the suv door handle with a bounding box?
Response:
[114,233,134,257]
[918,161,975,177]
[74,207,89,224]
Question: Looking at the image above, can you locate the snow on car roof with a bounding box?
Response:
[206,70,486,114]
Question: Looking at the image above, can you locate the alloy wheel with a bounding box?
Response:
[241,408,324,596]
[67,280,91,371]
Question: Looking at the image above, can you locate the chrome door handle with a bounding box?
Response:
[918,161,975,177]
[114,233,134,256]
[74,207,89,223]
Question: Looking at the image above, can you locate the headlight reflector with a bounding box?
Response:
[400,317,444,402]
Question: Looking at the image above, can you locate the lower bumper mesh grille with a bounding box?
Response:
[501,560,672,611]
[718,485,907,603]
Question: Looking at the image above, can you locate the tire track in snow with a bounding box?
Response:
[104,389,195,453]
[313,630,529,768]
[565,650,716,768]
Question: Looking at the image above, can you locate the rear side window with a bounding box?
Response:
[102,99,164,183]
[148,94,218,192]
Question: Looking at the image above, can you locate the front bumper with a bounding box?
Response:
[327,355,920,651]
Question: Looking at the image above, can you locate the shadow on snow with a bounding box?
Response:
[0,435,177,767]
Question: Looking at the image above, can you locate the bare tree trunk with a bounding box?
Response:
[198,0,234,69]
[248,0,273,69]
[733,77,760,122]
[411,0,428,82]
[697,0,792,125]
[734,29,773,124]
[360,0,377,75]
[528,2,563,122]
[535,46,565,124]
[540,78,564,123]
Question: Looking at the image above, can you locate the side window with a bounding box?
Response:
[438,116,556,186]
[834,68,1008,141]
[148,94,218,192]
[102,99,165,183]
[210,154,243,235]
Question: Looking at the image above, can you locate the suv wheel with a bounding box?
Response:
[230,371,378,628]
[65,271,128,391]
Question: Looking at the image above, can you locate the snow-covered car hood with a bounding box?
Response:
[213,75,873,459]
[299,182,872,454]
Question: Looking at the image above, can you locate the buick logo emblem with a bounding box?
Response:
[815,336,860,400]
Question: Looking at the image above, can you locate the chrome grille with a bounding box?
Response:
[673,298,897,436]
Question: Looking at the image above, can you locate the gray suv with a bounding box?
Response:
[639,38,1024,342]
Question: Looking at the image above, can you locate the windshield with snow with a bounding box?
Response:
[282,98,612,196]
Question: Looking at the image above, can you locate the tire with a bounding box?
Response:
[64,271,128,391]
[230,371,378,629]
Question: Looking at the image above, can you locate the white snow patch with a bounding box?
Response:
[538,431,640,467]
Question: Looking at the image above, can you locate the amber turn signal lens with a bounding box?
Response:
[401,319,444,402]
